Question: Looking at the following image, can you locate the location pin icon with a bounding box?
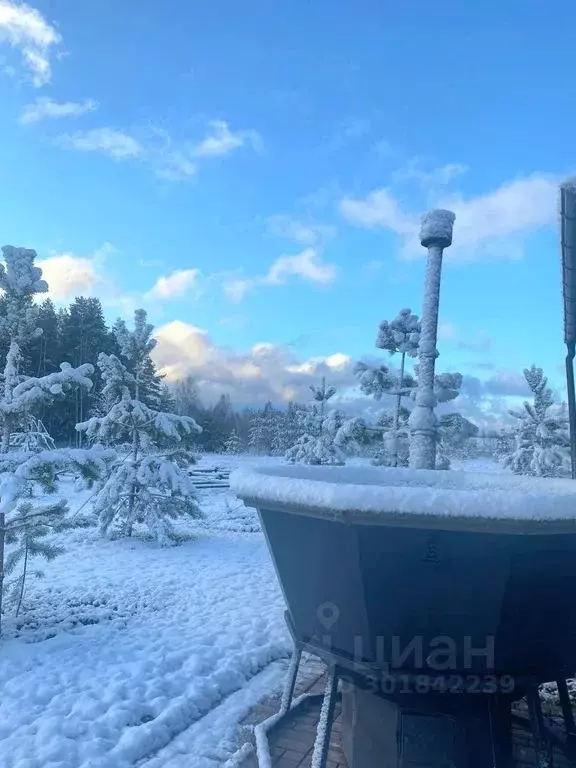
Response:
[317,602,340,630]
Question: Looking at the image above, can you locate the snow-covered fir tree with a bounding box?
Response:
[285,379,345,465]
[503,365,570,477]
[248,402,277,455]
[77,312,203,545]
[268,402,305,456]
[224,429,243,455]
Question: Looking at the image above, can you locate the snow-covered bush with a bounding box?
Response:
[10,416,55,452]
[503,365,570,477]
[285,422,344,465]
[77,313,203,545]
[438,413,479,454]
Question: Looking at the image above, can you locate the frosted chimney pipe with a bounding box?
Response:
[408,209,455,470]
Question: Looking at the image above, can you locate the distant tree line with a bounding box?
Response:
[0,296,171,445]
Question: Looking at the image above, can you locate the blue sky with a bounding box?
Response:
[0,0,572,422]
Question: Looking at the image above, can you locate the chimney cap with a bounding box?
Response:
[420,209,456,249]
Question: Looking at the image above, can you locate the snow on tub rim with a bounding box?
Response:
[230,464,576,534]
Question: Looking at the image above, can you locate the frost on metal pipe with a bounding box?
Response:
[560,179,576,345]
[560,178,576,479]
[409,209,455,470]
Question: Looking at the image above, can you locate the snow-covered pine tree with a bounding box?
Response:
[77,312,203,545]
[0,247,95,453]
[201,394,236,452]
[248,402,277,455]
[10,416,55,452]
[503,365,570,477]
[357,352,462,467]
[224,429,243,455]
[376,309,421,465]
[372,406,411,467]
[113,310,164,409]
[334,415,369,457]
[0,447,109,630]
[408,370,463,470]
[3,499,66,618]
[354,361,395,401]
[0,247,105,626]
[59,297,118,445]
[285,379,344,465]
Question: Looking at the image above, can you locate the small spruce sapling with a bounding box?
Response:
[285,378,344,465]
[0,447,110,631]
[503,365,570,477]
[224,429,243,455]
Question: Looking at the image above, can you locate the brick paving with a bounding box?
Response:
[238,668,576,768]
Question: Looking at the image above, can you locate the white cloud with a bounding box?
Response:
[267,214,335,246]
[144,268,200,300]
[391,159,468,189]
[59,127,144,159]
[221,248,338,303]
[340,188,415,233]
[222,277,255,303]
[152,320,356,405]
[437,174,558,255]
[155,150,197,181]
[37,243,114,301]
[264,248,337,285]
[192,120,262,158]
[286,352,351,375]
[20,96,97,124]
[56,119,261,180]
[0,0,61,86]
[340,173,560,260]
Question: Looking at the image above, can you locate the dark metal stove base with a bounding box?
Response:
[341,686,512,768]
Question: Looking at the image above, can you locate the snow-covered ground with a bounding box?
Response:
[0,457,293,768]
[0,453,505,768]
